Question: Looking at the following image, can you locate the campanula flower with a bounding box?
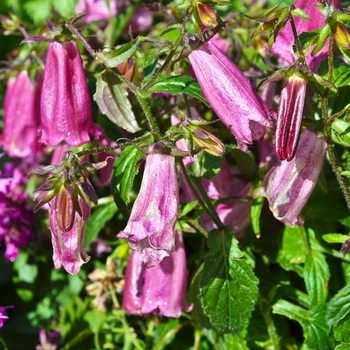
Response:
[118,153,179,267]
[75,0,119,23]
[189,40,272,152]
[263,129,326,226]
[0,306,13,328]
[40,41,102,146]
[2,71,42,158]
[122,232,192,317]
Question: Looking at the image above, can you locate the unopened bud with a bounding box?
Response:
[197,3,218,28]
[54,187,75,232]
[334,22,350,49]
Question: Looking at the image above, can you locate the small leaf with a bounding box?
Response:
[94,70,141,133]
[196,152,224,179]
[334,312,350,343]
[322,233,349,244]
[144,75,209,106]
[326,281,350,328]
[332,119,350,147]
[290,7,310,21]
[199,228,259,334]
[111,144,145,218]
[304,250,330,306]
[84,200,118,247]
[95,38,141,68]
[273,301,334,349]
[250,196,264,237]
[312,24,331,56]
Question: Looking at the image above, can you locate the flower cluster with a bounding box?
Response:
[0,162,33,261]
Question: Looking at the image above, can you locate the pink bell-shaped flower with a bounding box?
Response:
[2,71,42,158]
[75,0,119,23]
[272,0,341,72]
[40,41,102,146]
[122,232,193,317]
[118,153,179,267]
[49,193,91,275]
[189,40,272,152]
[263,129,327,227]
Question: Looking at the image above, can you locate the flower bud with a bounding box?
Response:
[334,21,350,49]
[275,75,307,161]
[197,3,218,28]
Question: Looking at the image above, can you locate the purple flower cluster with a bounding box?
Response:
[0,162,33,261]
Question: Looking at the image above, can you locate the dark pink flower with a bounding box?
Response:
[275,75,307,161]
[0,305,13,328]
[118,153,179,267]
[272,0,341,71]
[122,232,192,317]
[2,71,43,158]
[189,40,272,152]
[50,194,91,275]
[40,41,102,146]
[36,329,61,350]
[263,129,326,226]
[75,0,119,23]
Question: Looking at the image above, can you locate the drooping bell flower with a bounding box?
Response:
[275,74,307,161]
[272,0,341,72]
[75,0,119,23]
[122,232,193,317]
[118,152,179,267]
[40,40,102,147]
[263,129,326,227]
[189,40,272,152]
[29,151,108,274]
[2,71,43,158]
[49,193,91,275]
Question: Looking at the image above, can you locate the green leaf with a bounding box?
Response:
[95,38,141,68]
[277,226,308,277]
[290,7,310,21]
[179,200,198,218]
[326,281,350,328]
[273,300,334,349]
[24,0,52,24]
[322,233,349,244]
[304,250,330,306]
[144,75,209,106]
[195,152,224,179]
[332,119,350,147]
[333,65,350,88]
[153,318,180,350]
[94,70,141,133]
[199,228,259,334]
[335,344,350,350]
[111,144,144,218]
[84,200,118,247]
[334,312,350,343]
[250,196,264,237]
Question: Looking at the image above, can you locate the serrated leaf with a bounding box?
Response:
[84,200,118,247]
[199,228,259,334]
[95,37,140,68]
[273,301,333,349]
[334,312,350,343]
[94,70,141,133]
[144,75,209,106]
[111,145,144,218]
[304,250,330,307]
[250,196,264,237]
[322,233,349,244]
[326,281,350,328]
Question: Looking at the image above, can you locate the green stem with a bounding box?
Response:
[320,34,350,209]
[259,301,281,350]
[65,21,161,136]
[178,159,224,230]
[141,33,184,92]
